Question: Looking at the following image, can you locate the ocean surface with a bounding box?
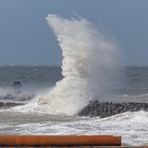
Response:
[0,66,148,146]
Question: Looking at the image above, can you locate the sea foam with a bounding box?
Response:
[15,14,120,115]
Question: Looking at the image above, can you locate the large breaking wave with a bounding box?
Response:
[14,14,121,115]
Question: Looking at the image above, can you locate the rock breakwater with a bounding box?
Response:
[79,101,148,118]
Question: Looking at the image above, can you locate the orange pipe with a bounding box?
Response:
[0,135,121,146]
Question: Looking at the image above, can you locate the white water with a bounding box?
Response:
[0,110,147,146]
[19,14,120,115]
[0,14,147,146]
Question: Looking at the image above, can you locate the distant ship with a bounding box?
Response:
[12,81,23,94]
[0,81,33,102]
[12,81,23,88]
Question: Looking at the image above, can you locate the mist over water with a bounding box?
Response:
[20,14,121,115]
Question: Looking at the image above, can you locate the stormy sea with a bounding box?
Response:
[0,66,147,146]
[0,14,148,146]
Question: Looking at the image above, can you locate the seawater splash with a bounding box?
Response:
[16,14,120,115]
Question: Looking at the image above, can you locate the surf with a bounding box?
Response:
[12,14,120,115]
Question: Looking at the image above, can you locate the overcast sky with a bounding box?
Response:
[0,0,148,66]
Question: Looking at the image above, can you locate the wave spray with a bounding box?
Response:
[19,14,120,115]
